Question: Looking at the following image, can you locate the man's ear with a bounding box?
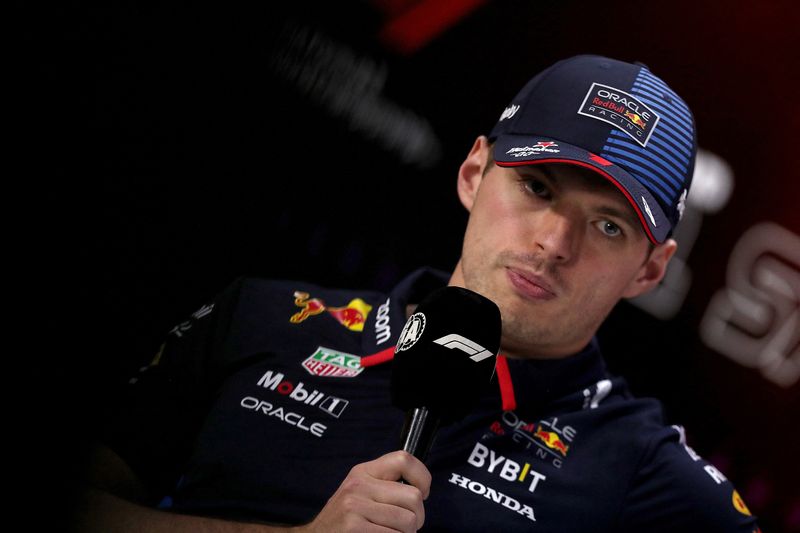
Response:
[457,135,492,212]
[622,239,678,298]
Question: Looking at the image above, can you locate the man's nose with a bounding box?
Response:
[532,209,579,263]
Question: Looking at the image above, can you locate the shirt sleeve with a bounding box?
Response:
[617,425,761,533]
[96,278,244,501]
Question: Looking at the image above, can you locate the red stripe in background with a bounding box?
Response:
[495,354,517,411]
[375,0,489,55]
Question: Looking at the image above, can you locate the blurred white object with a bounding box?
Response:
[700,222,800,388]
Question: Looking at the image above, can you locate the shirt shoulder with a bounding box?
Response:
[566,382,759,532]
[616,420,760,532]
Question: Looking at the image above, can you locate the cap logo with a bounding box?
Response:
[641,196,657,227]
[578,83,660,147]
[499,104,520,121]
[505,141,560,157]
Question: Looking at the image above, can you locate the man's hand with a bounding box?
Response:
[297,450,432,533]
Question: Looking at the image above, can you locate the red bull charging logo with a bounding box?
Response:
[534,426,570,456]
[624,111,647,129]
[290,291,373,332]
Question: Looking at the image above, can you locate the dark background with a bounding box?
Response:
[24,0,799,530]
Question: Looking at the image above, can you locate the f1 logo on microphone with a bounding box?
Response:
[433,334,495,362]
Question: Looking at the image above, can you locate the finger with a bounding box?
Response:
[364,478,426,529]
[361,451,432,499]
[362,500,422,533]
[336,468,425,525]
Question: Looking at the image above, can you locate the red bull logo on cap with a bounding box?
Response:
[624,111,647,129]
[290,291,373,332]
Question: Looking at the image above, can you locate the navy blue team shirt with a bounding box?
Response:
[100,268,761,532]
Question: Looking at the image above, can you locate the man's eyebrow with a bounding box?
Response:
[596,205,640,230]
[538,165,558,183]
[518,164,558,183]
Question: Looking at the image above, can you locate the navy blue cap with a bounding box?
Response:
[489,55,697,244]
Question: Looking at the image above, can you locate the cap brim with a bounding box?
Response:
[493,134,671,244]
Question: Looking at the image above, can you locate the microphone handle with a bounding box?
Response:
[400,406,441,462]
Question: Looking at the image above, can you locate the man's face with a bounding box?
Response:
[450,137,676,359]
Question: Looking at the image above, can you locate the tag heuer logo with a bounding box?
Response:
[302,347,364,378]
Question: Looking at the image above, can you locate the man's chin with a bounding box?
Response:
[498,294,561,325]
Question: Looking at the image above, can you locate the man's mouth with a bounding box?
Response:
[505,267,557,301]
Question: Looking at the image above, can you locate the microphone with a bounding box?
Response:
[391,286,501,462]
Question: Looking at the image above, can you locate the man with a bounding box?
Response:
[75,55,760,531]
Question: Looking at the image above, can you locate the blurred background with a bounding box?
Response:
[25,0,799,530]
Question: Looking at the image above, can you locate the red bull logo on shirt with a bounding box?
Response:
[290,291,373,332]
[327,301,371,330]
[290,292,326,323]
[732,490,752,516]
[534,427,570,457]
[491,412,577,469]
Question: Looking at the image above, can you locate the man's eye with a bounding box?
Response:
[595,220,622,237]
[524,179,550,199]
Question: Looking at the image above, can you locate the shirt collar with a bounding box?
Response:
[502,338,609,416]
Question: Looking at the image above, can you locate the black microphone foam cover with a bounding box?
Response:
[391,286,502,424]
